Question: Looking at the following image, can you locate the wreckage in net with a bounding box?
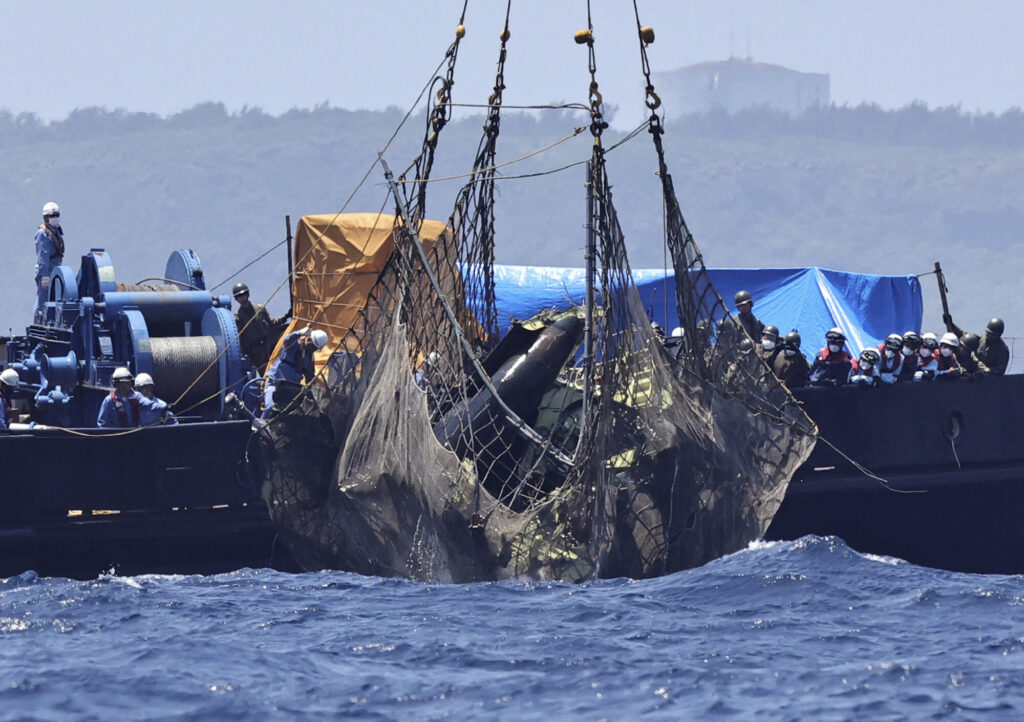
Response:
[259,6,817,582]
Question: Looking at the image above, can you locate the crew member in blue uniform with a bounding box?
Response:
[97,367,156,428]
[0,368,20,430]
[134,372,177,425]
[34,201,65,323]
[261,327,329,419]
[808,327,853,388]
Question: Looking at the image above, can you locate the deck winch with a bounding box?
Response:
[5,249,247,426]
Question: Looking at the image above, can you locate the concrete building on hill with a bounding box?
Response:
[652,57,830,117]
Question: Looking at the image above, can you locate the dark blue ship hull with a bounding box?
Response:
[767,374,1024,574]
[0,420,295,579]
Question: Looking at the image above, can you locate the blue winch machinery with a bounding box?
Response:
[4,249,248,427]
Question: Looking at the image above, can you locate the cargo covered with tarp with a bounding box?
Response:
[270,212,451,371]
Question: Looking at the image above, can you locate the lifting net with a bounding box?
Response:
[260,8,817,582]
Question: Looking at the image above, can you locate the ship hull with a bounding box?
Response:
[767,374,1024,574]
[0,420,294,579]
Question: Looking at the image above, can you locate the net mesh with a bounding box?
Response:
[260,10,817,582]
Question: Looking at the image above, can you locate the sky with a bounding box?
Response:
[3,1,1023,129]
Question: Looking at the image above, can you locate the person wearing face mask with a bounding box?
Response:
[897,330,922,382]
[849,347,882,386]
[876,334,904,384]
[808,327,853,388]
[771,330,810,388]
[912,333,940,381]
[933,333,963,381]
[758,325,781,364]
[33,201,65,323]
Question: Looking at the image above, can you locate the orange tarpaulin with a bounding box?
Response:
[269,212,450,374]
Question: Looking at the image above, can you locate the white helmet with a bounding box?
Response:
[134,372,154,387]
[42,201,60,218]
[111,367,133,382]
[671,327,684,338]
[310,329,329,349]
[0,368,19,388]
[939,332,960,348]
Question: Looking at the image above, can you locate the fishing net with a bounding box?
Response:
[260,7,817,582]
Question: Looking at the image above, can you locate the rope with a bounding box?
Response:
[814,435,925,494]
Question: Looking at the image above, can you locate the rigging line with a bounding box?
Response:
[814,435,925,494]
[209,238,288,293]
[443,102,591,112]
[396,126,587,185]
[399,118,652,187]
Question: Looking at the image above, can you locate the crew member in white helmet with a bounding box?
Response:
[34,201,65,323]
[0,368,20,430]
[133,372,178,425]
[261,326,329,419]
[97,367,162,428]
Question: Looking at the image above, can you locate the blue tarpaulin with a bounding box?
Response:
[492,265,923,358]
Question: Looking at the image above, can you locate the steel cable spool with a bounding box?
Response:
[150,336,220,409]
[115,283,182,293]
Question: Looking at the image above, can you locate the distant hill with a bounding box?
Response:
[1,102,1021,365]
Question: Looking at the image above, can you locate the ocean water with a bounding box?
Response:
[2,536,1022,720]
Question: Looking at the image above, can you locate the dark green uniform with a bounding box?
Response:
[235,302,287,372]
[772,350,810,389]
[977,336,1009,376]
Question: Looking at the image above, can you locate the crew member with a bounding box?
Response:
[876,334,903,384]
[913,333,940,381]
[232,282,289,373]
[849,348,881,386]
[0,368,20,430]
[808,327,853,388]
[771,330,810,389]
[133,372,178,425]
[97,367,147,428]
[957,333,991,377]
[720,290,765,343]
[261,327,329,419]
[33,201,65,323]
[758,325,781,364]
[934,333,963,381]
[977,318,1009,376]
[897,331,922,382]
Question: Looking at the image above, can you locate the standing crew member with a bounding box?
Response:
[97,367,161,428]
[232,282,290,374]
[34,202,65,323]
[261,327,329,419]
[0,369,20,430]
[720,290,765,343]
[977,318,1009,376]
[133,372,177,425]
